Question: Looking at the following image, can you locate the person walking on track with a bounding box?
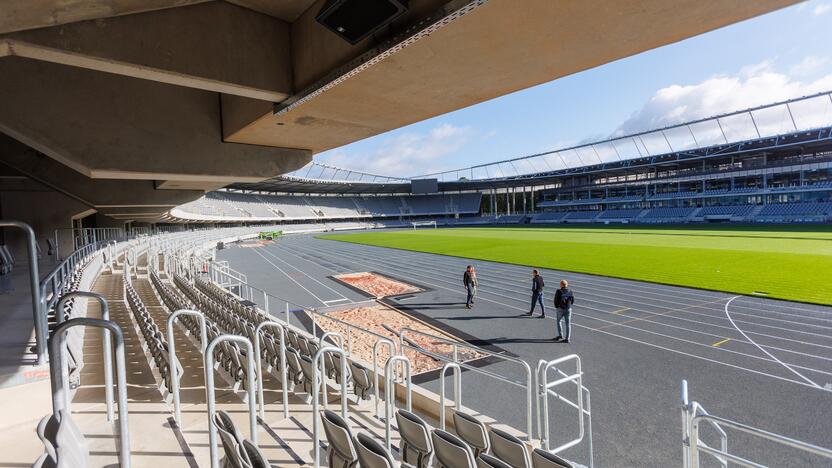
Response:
[554,280,575,342]
[463,265,477,309]
[527,269,545,317]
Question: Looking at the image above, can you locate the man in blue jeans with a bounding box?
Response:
[527,269,545,317]
[554,280,575,342]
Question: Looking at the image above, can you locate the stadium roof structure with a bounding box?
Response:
[228,90,832,194]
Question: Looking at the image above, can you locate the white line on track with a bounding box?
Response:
[248,247,342,306]
[724,296,823,389]
[257,243,352,301]
[277,239,832,383]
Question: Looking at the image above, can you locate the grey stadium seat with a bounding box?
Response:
[479,453,513,468]
[531,448,574,468]
[349,361,374,400]
[241,440,271,468]
[321,410,358,468]
[214,410,249,468]
[432,429,476,468]
[488,428,531,468]
[396,409,434,468]
[355,432,396,468]
[300,354,315,394]
[453,411,490,458]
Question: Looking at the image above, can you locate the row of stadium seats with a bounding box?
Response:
[758,201,832,216]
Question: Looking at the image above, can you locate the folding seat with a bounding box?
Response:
[307,340,320,358]
[285,348,304,388]
[286,329,300,350]
[241,440,270,468]
[299,354,315,394]
[355,432,396,468]
[330,353,349,383]
[453,412,489,458]
[321,410,358,468]
[349,361,374,401]
[297,335,311,357]
[396,409,433,468]
[488,428,531,468]
[432,429,476,468]
[214,411,249,468]
[530,449,573,468]
[478,453,512,468]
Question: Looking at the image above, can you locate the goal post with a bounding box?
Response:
[411,220,437,230]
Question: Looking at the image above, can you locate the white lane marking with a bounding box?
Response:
[257,243,351,302]
[724,296,823,389]
[249,247,336,306]
[285,240,832,378]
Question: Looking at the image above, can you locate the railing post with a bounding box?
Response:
[167,310,207,425]
[255,321,288,421]
[384,355,412,453]
[1,221,45,364]
[439,362,461,430]
[313,346,348,468]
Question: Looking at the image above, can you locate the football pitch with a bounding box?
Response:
[320,224,832,305]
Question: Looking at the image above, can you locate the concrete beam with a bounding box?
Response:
[2,2,293,102]
[0,58,311,184]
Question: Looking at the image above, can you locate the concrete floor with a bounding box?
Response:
[217,232,832,468]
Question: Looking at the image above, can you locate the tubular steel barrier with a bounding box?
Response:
[400,327,534,441]
[255,321,289,421]
[537,355,592,466]
[0,221,45,364]
[384,355,412,454]
[439,362,462,430]
[167,309,207,425]
[312,346,349,468]
[205,335,258,468]
[55,291,114,421]
[48,317,130,468]
[318,331,344,408]
[682,380,832,468]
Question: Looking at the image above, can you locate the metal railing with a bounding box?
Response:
[384,355,412,453]
[399,327,535,441]
[48,317,130,468]
[439,362,462,430]
[255,321,289,421]
[0,221,44,364]
[167,309,207,425]
[53,227,126,260]
[312,346,349,468]
[204,334,257,468]
[681,380,832,467]
[536,355,592,467]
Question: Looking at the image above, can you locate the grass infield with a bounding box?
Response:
[319,224,832,305]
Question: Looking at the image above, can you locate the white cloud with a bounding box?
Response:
[812,2,832,16]
[790,55,829,77]
[315,123,472,177]
[614,60,832,136]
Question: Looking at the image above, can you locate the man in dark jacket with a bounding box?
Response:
[527,269,545,317]
[554,280,575,342]
[463,265,475,309]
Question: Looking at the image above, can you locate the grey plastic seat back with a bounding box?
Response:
[32,452,56,468]
[300,354,315,393]
[355,432,396,468]
[479,453,513,468]
[431,429,476,468]
[531,448,573,468]
[286,347,303,384]
[453,411,489,457]
[214,411,249,468]
[396,409,433,468]
[349,361,373,400]
[321,410,358,468]
[242,440,270,468]
[488,428,530,468]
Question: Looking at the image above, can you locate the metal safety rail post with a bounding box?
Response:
[255,321,289,420]
[537,355,592,466]
[167,309,207,425]
[204,335,258,468]
[41,240,104,322]
[0,221,44,364]
[318,331,344,408]
[49,317,130,468]
[439,362,462,430]
[681,380,832,468]
[681,380,727,468]
[55,291,114,421]
[312,346,349,468]
[384,355,412,454]
[400,327,535,441]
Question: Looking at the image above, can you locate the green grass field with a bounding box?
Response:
[319,224,832,305]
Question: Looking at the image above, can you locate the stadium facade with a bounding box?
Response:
[167,92,832,227]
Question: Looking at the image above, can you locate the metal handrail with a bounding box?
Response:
[255,321,289,421]
[167,309,207,425]
[312,346,348,468]
[372,337,396,418]
[0,221,44,364]
[204,335,257,468]
[537,355,588,458]
[318,331,344,408]
[48,317,130,468]
[681,380,727,468]
[384,355,412,453]
[55,291,114,421]
[439,362,462,430]
[399,327,534,440]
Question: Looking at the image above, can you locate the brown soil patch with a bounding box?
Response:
[313,303,483,374]
[334,272,422,298]
[239,240,272,248]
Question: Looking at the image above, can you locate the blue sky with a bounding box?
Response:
[314,1,832,177]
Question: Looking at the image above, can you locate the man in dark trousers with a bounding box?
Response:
[463,265,475,309]
[527,269,545,317]
[554,280,575,342]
